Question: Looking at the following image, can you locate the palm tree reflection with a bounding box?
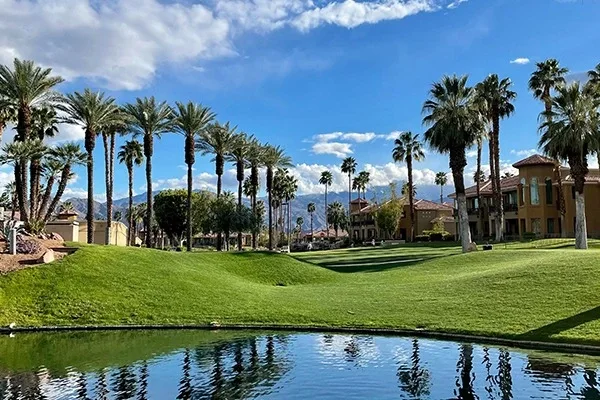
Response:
[397,339,431,399]
[454,344,476,400]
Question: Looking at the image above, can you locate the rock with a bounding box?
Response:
[467,242,478,252]
[51,232,64,242]
[38,249,55,264]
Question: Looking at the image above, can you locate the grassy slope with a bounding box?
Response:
[1,243,600,345]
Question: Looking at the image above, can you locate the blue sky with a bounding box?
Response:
[1,0,599,200]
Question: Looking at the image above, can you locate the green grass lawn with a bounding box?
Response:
[1,242,600,346]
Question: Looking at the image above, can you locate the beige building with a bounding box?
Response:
[349,197,456,241]
[78,220,129,246]
[452,154,600,239]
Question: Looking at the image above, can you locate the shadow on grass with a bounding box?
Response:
[520,306,600,341]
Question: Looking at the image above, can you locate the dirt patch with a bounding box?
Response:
[0,238,67,274]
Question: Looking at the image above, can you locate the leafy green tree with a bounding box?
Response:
[262,145,292,250]
[434,172,447,204]
[341,157,357,217]
[393,131,425,242]
[191,190,216,236]
[529,59,569,237]
[154,189,189,245]
[118,140,144,246]
[374,186,406,239]
[208,192,237,250]
[171,101,215,251]
[59,89,121,243]
[123,97,173,247]
[327,201,348,238]
[319,170,333,237]
[422,75,482,252]
[539,82,599,249]
[475,74,516,241]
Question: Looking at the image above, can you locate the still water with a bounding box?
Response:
[1,330,599,399]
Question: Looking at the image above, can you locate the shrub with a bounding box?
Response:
[415,234,430,242]
[442,232,455,241]
[522,232,537,241]
[17,239,42,255]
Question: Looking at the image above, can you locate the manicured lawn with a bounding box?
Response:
[1,242,600,346]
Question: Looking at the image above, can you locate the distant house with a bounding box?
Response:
[449,153,600,238]
[348,197,456,241]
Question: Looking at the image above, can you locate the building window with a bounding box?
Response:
[530,177,540,205]
[545,178,553,205]
[531,218,541,235]
[547,218,555,234]
[520,178,526,205]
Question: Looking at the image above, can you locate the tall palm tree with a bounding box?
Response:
[245,138,265,249]
[37,158,63,220]
[356,170,370,240]
[123,97,173,248]
[227,133,251,251]
[171,101,215,251]
[393,131,425,242]
[0,59,63,219]
[59,89,121,244]
[263,145,292,250]
[539,83,599,249]
[118,140,144,246]
[327,201,347,238]
[529,59,569,237]
[473,130,487,239]
[341,157,357,217]
[42,143,86,222]
[422,75,482,253]
[435,172,447,204]
[319,170,333,238]
[307,202,316,240]
[475,74,516,242]
[30,106,59,217]
[196,121,237,251]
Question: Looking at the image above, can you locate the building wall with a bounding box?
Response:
[78,221,129,246]
[46,221,79,242]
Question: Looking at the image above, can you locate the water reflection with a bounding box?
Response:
[1,330,600,399]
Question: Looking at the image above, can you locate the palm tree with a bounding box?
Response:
[435,172,447,204]
[319,171,333,238]
[307,202,316,240]
[118,140,144,246]
[475,74,516,242]
[114,211,122,222]
[30,106,59,217]
[227,133,251,251]
[355,170,370,240]
[341,157,357,217]
[37,158,63,220]
[422,75,482,253]
[196,121,237,251]
[473,129,487,239]
[539,83,599,249]
[296,216,304,241]
[245,138,265,250]
[59,89,121,244]
[171,101,215,251]
[529,59,569,237]
[2,182,17,219]
[262,145,292,250]
[123,97,173,248]
[393,131,425,242]
[42,143,86,222]
[327,201,347,238]
[0,59,63,218]
[60,201,75,214]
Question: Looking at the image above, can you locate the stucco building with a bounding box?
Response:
[452,154,600,239]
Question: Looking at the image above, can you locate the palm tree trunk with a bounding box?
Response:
[488,134,496,239]
[476,139,483,241]
[103,133,111,245]
[144,135,153,248]
[575,191,588,249]
[86,152,94,244]
[15,163,29,223]
[43,165,72,223]
[325,187,329,238]
[216,158,223,251]
[440,184,443,204]
[348,173,351,219]
[408,156,415,242]
[38,175,56,221]
[128,164,134,246]
[29,159,41,219]
[267,168,274,251]
[186,163,193,251]
[310,212,313,239]
[237,177,243,251]
[450,148,472,253]
[555,164,567,238]
[492,110,504,241]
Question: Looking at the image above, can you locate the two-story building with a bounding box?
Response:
[349,197,456,241]
[452,154,600,238]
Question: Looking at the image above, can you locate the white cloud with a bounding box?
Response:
[510,57,530,65]
[466,150,478,158]
[383,131,402,141]
[510,148,537,157]
[314,132,344,142]
[447,0,468,9]
[0,0,466,90]
[312,142,353,158]
[342,132,377,143]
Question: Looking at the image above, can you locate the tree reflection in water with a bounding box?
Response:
[482,347,496,399]
[580,370,600,399]
[454,344,477,400]
[177,350,193,400]
[112,366,137,400]
[397,339,431,399]
[94,369,109,400]
[137,362,149,400]
[497,350,513,400]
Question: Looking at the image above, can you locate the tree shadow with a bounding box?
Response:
[318,255,447,273]
[520,306,600,341]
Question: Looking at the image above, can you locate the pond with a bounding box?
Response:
[1,330,599,399]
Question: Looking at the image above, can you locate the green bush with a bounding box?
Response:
[522,232,537,241]
[415,234,430,242]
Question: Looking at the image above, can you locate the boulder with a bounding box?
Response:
[467,242,478,252]
[51,232,65,242]
[38,249,55,264]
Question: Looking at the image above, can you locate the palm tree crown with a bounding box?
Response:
[118,140,144,169]
[528,59,569,106]
[171,101,215,166]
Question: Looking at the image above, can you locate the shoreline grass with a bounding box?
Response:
[1,243,600,347]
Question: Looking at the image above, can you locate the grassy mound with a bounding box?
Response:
[1,243,600,346]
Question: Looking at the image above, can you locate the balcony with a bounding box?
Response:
[505,203,518,212]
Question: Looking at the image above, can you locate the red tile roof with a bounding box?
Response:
[512,154,556,168]
[453,175,520,198]
[414,199,454,211]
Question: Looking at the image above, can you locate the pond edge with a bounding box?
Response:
[1,324,600,355]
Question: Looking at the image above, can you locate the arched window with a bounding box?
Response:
[545,177,553,205]
[520,178,526,205]
[530,177,540,205]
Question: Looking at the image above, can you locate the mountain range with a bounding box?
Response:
[64,183,449,231]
